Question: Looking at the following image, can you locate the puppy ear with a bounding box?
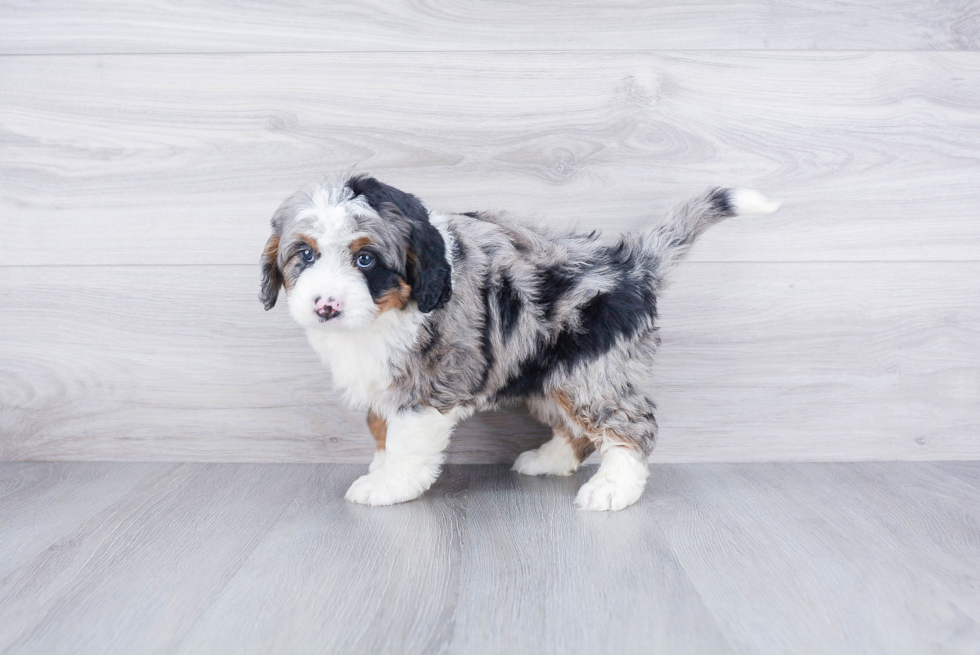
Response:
[407,222,452,313]
[259,233,283,310]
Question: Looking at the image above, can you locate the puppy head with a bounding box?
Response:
[260,174,452,331]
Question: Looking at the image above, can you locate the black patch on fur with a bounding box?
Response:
[407,224,453,312]
[347,175,452,313]
[535,264,578,320]
[471,282,496,393]
[358,255,404,302]
[709,187,734,216]
[495,248,658,399]
[497,276,522,343]
[347,175,430,226]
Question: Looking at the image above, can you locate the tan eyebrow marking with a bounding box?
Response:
[350,236,372,253]
[298,235,319,251]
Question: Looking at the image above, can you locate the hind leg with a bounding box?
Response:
[546,389,657,511]
[512,428,595,477]
[513,396,596,476]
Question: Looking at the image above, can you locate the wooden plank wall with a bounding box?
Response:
[1,3,978,463]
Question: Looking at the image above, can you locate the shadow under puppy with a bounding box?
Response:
[260,174,778,511]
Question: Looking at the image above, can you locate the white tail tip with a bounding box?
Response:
[731,189,781,216]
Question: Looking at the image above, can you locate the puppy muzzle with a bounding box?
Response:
[314,296,343,321]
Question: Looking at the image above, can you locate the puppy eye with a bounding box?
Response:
[355,251,375,269]
[299,247,316,263]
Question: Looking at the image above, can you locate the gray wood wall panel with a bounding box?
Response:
[1,263,976,463]
[2,6,979,464]
[1,1,978,54]
[2,52,980,266]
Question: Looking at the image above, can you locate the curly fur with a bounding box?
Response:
[261,174,777,510]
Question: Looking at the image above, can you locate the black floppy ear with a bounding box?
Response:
[407,222,452,313]
[259,233,283,310]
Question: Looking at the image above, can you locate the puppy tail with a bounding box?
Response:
[646,188,779,274]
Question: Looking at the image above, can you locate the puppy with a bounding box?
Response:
[260,174,778,510]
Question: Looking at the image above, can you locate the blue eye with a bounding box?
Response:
[355,251,375,269]
[299,247,316,263]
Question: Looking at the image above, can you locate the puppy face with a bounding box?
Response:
[260,175,452,331]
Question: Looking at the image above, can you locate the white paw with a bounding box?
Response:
[513,448,575,476]
[575,474,645,511]
[512,435,583,476]
[344,465,434,506]
[575,448,648,511]
[513,449,548,475]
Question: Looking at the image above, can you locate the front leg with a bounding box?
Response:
[366,410,387,472]
[345,406,458,506]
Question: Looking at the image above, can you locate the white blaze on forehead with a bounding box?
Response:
[296,185,376,248]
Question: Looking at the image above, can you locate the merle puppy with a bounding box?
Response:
[260,174,778,510]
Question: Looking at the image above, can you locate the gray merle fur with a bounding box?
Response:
[263,175,754,461]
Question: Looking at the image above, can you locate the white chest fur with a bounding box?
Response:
[305,308,424,411]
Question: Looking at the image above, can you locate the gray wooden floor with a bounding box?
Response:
[2,461,978,655]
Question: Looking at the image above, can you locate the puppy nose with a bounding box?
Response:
[314,296,343,320]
